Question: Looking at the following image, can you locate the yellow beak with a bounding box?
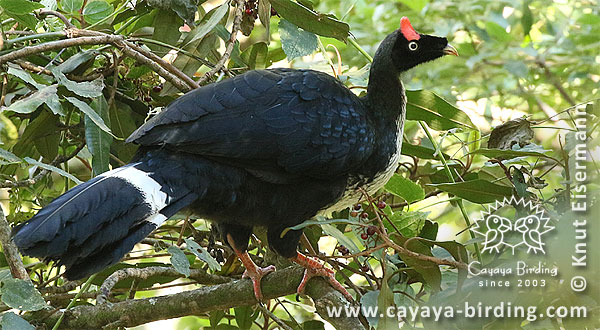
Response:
[443,44,459,56]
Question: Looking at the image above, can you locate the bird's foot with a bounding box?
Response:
[242,264,276,301]
[293,252,353,301]
[227,234,276,301]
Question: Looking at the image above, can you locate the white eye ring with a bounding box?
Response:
[408,41,418,51]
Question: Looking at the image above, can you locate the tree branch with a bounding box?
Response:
[26,267,362,330]
[36,10,75,29]
[536,59,575,106]
[97,266,232,304]
[0,29,194,93]
[0,206,31,282]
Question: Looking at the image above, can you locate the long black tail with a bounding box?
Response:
[12,149,198,280]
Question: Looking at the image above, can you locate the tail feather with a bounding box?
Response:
[64,222,158,280]
[12,152,197,280]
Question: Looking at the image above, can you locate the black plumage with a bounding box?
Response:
[12,17,457,300]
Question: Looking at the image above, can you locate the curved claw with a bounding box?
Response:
[243,265,276,301]
[293,253,353,302]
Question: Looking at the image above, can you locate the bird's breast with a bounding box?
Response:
[318,118,404,216]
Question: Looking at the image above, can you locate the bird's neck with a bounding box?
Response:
[366,59,405,123]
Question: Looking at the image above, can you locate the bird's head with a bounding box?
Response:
[486,215,512,232]
[375,17,458,73]
[514,215,540,233]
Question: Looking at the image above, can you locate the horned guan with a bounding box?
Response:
[12,17,457,301]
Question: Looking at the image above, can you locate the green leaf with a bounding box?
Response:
[24,157,83,184]
[45,92,63,115]
[12,13,38,30]
[384,174,425,203]
[419,220,438,241]
[245,42,268,70]
[82,0,113,24]
[1,312,35,330]
[33,123,59,161]
[11,111,58,159]
[0,149,21,163]
[182,3,229,48]
[168,246,190,277]
[0,278,47,311]
[485,21,512,42]
[391,233,441,292]
[0,0,44,15]
[321,224,361,254]
[406,90,476,131]
[234,306,256,330]
[376,269,400,330]
[7,65,45,89]
[429,179,513,203]
[467,129,481,154]
[401,143,450,160]
[428,240,468,290]
[60,0,83,13]
[65,97,112,134]
[57,50,99,74]
[169,0,199,25]
[108,101,140,160]
[184,238,221,271]
[163,32,217,95]
[270,0,349,41]
[51,67,104,98]
[399,0,428,12]
[511,166,528,197]
[85,96,112,176]
[209,310,225,328]
[360,290,380,328]
[279,19,318,60]
[150,10,182,54]
[3,85,58,114]
[471,147,556,161]
[301,320,325,330]
[503,60,528,78]
[258,0,271,38]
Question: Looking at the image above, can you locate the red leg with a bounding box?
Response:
[292,252,353,301]
[227,235,275,301]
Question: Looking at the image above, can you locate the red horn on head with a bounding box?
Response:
[400,17,420,41]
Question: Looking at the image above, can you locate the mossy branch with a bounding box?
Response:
[25,267,363,330]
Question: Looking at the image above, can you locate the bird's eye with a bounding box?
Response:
[408,41,418,51]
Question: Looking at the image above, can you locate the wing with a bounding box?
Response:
[127,69,374,181]
[484,229,499,248]
[527,230,542,247]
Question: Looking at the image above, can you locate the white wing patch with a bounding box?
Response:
[145,213,168,226]
[100,165,169,213]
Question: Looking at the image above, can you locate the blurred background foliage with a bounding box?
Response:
[0,0,598,329]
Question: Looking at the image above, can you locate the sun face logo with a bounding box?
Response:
[472,196,553,255]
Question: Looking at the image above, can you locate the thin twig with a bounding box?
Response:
[390,189,443,209]
[124,41,199,89]
[197,0,244,85]
[37,10,75,29]
[0,29,192,93]
[359,188,467,270]
[256,303,294,330]
[535,59,575,106]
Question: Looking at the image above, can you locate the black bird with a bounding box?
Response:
[12,17,457,301]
